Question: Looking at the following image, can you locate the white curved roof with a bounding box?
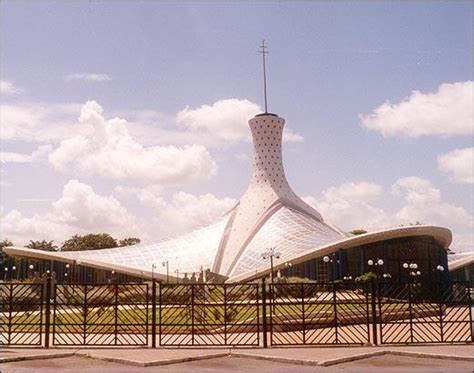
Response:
[448,251,474,271]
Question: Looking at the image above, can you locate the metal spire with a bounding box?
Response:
[259,40,269,113]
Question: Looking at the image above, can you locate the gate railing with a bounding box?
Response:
[377,281,473,344]
[159,283,259,346]
[0,282,43,346]
[0,279,472,347]
[269,282,371,345]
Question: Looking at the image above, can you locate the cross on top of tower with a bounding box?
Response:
[259,40,269,114]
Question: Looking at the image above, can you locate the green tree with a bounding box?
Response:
[118,237,141,247]
[61,233,118,251]
[350,229,368,235]
[0,239,14,269]
[25,240,58,251]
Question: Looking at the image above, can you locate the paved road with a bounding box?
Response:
[2,355,473,373]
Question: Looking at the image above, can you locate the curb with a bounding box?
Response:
[2,348,473,366]
[231,350,387,367]
[75,351,231,367]
[231,352,319,366]
[386,350,474,362]
[0,352,75,363]
[318,351,386,366]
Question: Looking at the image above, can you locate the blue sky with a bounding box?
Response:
[1,2,472,251]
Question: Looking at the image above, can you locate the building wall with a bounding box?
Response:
[280,236,447,284]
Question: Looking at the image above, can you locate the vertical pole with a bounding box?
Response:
[467,282,473,343]
[44,277,51,348]
[224,285,227,345]
[83,285,88,345]
[408,282,414,343]
[256,283,260,347]
[261,278,268,348]
[438,277,444,343]
[301,282,306,344]
[270,256,274,285]
[114,284,118,345]
[332,281,339,344]
[158,283,162,347]
[370,278,378,345]
[191,284,195,346]
[8,283,13,346]
[151,280,157,348]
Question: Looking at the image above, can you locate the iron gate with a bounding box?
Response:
[0,282,43,346]
[269,282,371,345]
[159,283,260,346]
[378,281,473,344]
[52,283,148,346]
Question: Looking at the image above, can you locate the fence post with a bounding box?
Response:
[332,282,339,344]
[261,278,268,348]
[408,282,414,343]
[44,277,51,348]
[8,283,13,346]
[438,280,444,343]
[467,282,473,342]
[151,279,157,348]
[114,284,118,345]
[370,278,378,346]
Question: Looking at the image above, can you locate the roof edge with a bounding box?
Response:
[227,225,452,282]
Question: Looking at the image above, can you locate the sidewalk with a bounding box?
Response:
[2,345,473,367]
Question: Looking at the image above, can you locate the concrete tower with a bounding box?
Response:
[212,112,345,277]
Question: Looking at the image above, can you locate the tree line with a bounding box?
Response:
[0,233,141,269]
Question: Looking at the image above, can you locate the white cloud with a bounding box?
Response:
[1,80,22,96]
[437,147,473,184]
[64,73,112,82]
[304,181,391,231]
[304,178,473,250]
[177,98,303,143]
[1,102,82,142]
[360,81,474,137]
[1,145,52,163]
[391,176,473,229]
[48,101,218,185]
[117,185,236,239]
[2,180,137,244]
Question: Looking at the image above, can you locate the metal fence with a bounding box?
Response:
[0,283,43,346]
[269,282,371,345]
[0,279,472,347]
[159,283,260,346]
[378,281,473,344]
[53,283,148,346]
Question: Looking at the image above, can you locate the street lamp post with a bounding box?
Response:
[261,247,281,285]
[436,265,445,284]
[65,264,70,283]
[174,269,180,283]
[12,266,17,281]
[284,262,292,278]
[367,258,388,280]
[28,264,34,280]
[162,260,169,283]
[76,260,82,283]
[323,254,340,281]
[402,262,420,283]
[4,267,8,281]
